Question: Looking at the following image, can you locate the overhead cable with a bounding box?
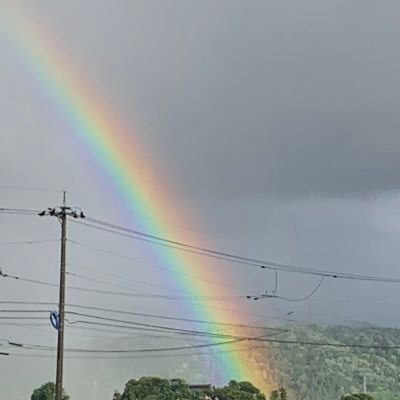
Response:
[75,216,400,284]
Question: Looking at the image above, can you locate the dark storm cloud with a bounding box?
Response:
[22,0,400,200]
[161,0,400,200]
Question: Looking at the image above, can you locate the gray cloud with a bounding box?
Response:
[22,0,400,200]
[11,1,399,200]
[2,2,400,398]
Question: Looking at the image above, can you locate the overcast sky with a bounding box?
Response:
[1,1,400,399]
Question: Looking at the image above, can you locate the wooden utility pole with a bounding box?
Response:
[39,192,85,400]
[55,191,67,400]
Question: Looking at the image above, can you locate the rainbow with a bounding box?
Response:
[1,9,273,393]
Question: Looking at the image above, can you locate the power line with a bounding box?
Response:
[0,208,41,214]
[2,206,398,289]
[66,271,143,293]
[0,270,59,289]
[1,336,250,354]
[67,270,274,303]
[65,312,283,341]
[67,263,182,294]
[0,299,293,323]
[0,301,56,306]
[0,316,235,342]
[76,216,400,284]
[276,276,326,302]
[0,239,59,245]
[66,320,283,342]
[66,320,210,336]
[65,303,282,330]
[0,317,48,320]
[68,239,246,294]
[6,343,276,360]
[0,310,50,313]
[0,322,49,327]
[4,334,400,353]
[247,276,326,302]
[0,269,254,301]
[0,185,63,193]
[0,300,296,327]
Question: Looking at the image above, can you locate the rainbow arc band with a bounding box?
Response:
[1,9,273,393]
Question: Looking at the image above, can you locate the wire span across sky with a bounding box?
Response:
[3,207,400,285]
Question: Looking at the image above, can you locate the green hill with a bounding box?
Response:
[260,324,400,400]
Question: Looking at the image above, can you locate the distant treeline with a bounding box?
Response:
[255,324,400,400]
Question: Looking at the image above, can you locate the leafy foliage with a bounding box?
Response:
[212,380,266,400]
[260,324,400,400]
[31,382,69,400]
[341,394,375,400]
[115,377,196,400]
[114,378,266,400]
[270,388,288,400]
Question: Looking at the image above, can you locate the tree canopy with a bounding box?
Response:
[270,388,288,400]
[31,382,69,400]
[113,377,196,400]
[262,324,400,400]
[113,377,266,400]
[212,380,266,400]
[341,394,375,400]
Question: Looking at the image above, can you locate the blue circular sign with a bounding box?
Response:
[50,311,60,330]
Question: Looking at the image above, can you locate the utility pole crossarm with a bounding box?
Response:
[39,192,85,400]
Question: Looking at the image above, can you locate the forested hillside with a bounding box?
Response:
[73,324,400,400]
[261,324,400,400]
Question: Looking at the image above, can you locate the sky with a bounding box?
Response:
[1,1,400,399]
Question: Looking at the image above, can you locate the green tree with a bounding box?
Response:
[270,388,288,400]
[341,394,375,400]
[31,382,69,400]
[213,380,266,400]
[265,324,400,400]
[117,377,193,400]
[114,377,266,400]
[279,388,287,400]
[270,390,280,400]
[112,392,122,400]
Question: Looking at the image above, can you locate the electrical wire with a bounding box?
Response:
[4,334,400,354]
[68,240,245,293]
[0,208,41,214]
[4,207,400,284]
[247,276,326,302]
[76,216,400,284]
[0,269,253,301]
[65,312,283,341]
[0,317,48,320]
[5,343,277,360]
[0,185,62,193]
[0,299,292,322]
[67,263,180,294]
[67,270,274,303]
[65,303,281,330]
[66,271,142,293]
[275,276,326,302]
[0,239,59,245]
[1,337,250,354]
[0,300,296,329]
[0,301,56,306]
[0,310,50,313]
